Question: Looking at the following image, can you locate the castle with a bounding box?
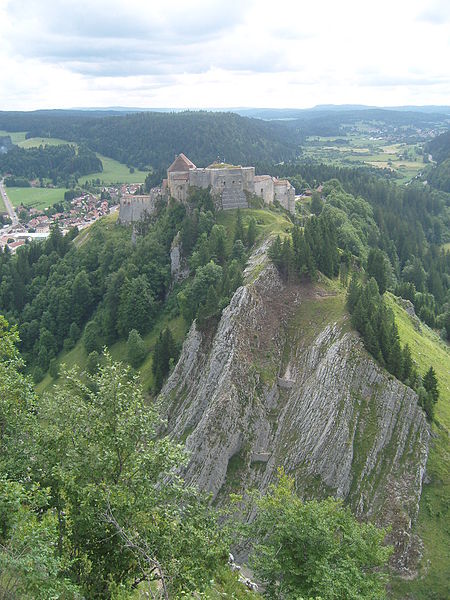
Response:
[119,153,295,223]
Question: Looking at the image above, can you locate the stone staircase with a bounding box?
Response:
[221,188,248,210]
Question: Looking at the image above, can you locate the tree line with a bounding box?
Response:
[263,163,449,340]
[0,110,301,172]
[0,143,102,186]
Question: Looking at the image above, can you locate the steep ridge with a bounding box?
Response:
[160,249,430,575]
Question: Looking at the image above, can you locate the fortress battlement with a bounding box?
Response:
[119,153,295,224]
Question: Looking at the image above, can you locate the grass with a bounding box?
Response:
[37,313,187,396]
[385,294,450,600]
[285,286,347,352]
[0,130,27,144]
[0,193,5,213]
[217,207,292,253]
[78,154,149,185]
[6,186,68,210]
[17,137,72,149]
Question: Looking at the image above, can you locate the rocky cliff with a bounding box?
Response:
[160,247,430,575]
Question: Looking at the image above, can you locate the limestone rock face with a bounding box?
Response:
[160,256,429,575]
[170,232,189,283]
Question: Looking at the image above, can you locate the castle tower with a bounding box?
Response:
[167,153,196,202]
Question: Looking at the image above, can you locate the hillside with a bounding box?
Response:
[426,129,450,164]
[160,251,429,576]
[1,178,448,597]
[386,295,450,599]
[0,110,302,171]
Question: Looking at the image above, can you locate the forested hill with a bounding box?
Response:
[0,110,302,170]
[427,129,450,163]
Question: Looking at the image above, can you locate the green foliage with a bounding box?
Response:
[367,248,390,294]
[83,319,102,354]
[310,190,323,215]
[248,471,392,600]
[34,354,227,597]
[1,111,300,172]
[0,143,102,185]
[246,216,257,247]
[152,327,178,392]
[0,478,80,599]
[86,349,100,374]
[269,214,339,281]
[126,328,147,368]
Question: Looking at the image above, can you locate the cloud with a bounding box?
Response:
[418,1,450,24]
[4,0,253,75]
[0,0,449,109]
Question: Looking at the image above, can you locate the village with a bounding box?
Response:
[0,183,144,253]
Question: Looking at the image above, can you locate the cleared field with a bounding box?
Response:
[0,130,27,144]
[18,137,72,148]
[78,154,149,185]
[7,186,67,210]
[303,134,425,183]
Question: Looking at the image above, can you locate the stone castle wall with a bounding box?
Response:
[274,181,296,213]
[120,155,296,224]
[255,176,274,205]
[118,193,159,224]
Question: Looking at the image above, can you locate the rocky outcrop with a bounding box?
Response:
[170,232,189,283]
[160,254,429,575]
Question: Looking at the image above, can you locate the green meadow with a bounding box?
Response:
[78,154,149,185]
[0,130,27,144]
[6,186,68,210]
[17,137,73,148]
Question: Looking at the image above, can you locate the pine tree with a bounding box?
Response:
[346,273,361,313]
[234,208,245,243]
[401,344,413,383]
[423,366,439,405]
[268,235,283,270]
[246,217,257,247]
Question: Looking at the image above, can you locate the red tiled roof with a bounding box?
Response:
[168,153,196,173]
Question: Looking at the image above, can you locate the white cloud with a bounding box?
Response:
[0,0,449,109]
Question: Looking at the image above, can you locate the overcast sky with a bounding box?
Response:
[0,0,449,110]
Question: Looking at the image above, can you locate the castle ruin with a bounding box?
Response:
[119,153,295,223]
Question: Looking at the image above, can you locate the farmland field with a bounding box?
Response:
[18,137,73,148]
[78,154,149,185]
[303,134,426,183]
[7,186,68,210]
[0,130,27,144]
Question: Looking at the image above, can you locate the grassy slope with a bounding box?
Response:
[385,294,450,600]
[6,186,68,210]
[78,154,149,185]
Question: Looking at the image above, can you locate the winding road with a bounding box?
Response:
[0,178,18,226]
